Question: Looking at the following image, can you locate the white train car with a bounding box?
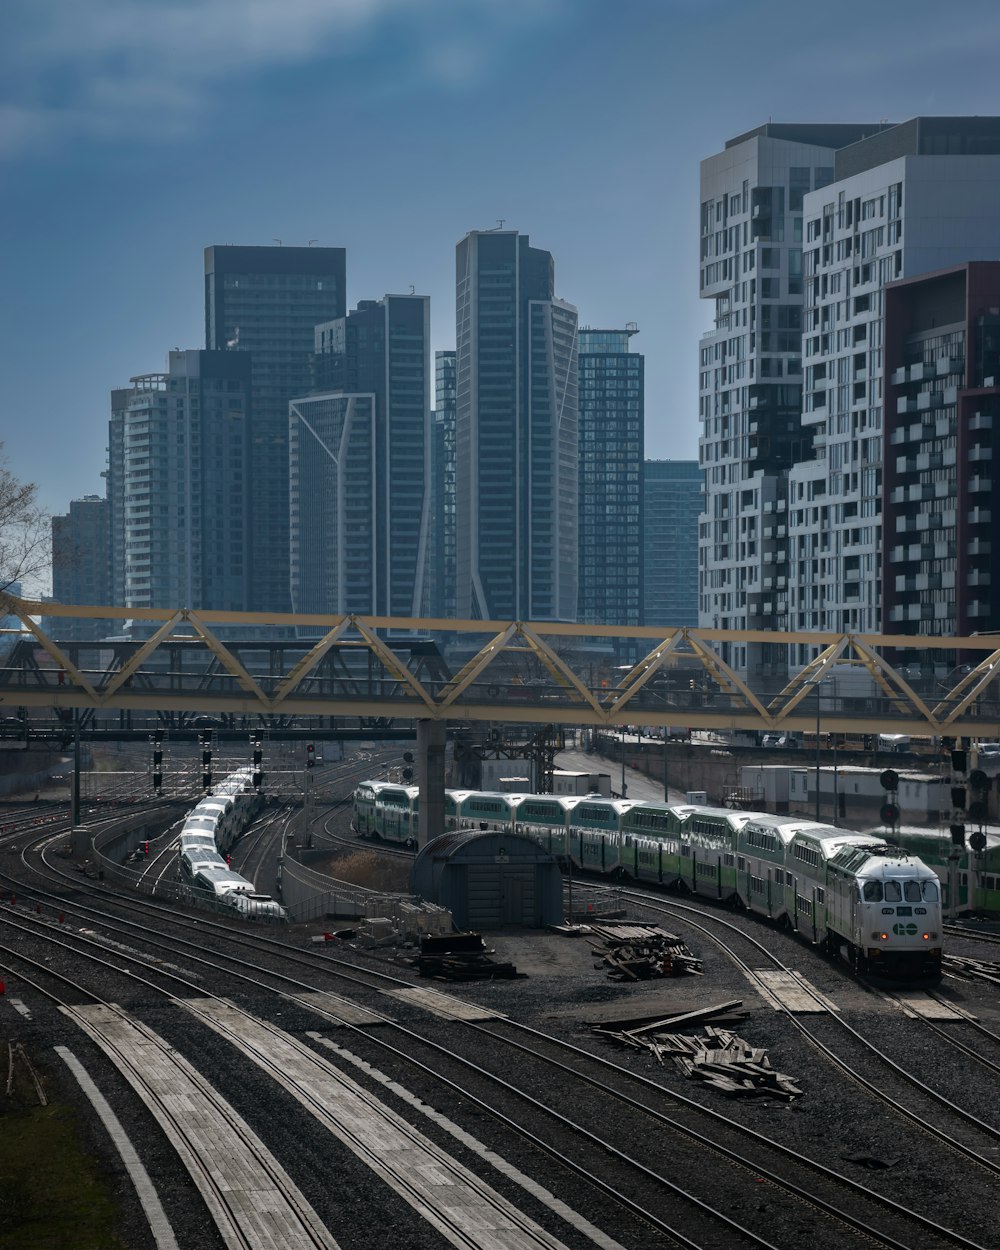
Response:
[353,779,942,980]
[176,768,285,922]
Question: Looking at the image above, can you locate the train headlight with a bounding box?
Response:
[880,932,889,941]
[923,932,938,940]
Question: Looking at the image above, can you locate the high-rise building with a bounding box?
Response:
[789,118,1000,661]
[698,119,1000,681]
[643,460,702,628]
[204,244,346,613]
[288,392,376,615]
[292,294,430,616]
[577,327,643,634]
[109,350,252,611]
[882,262,1000,641]
[698,123,889,677]
[50,496,111,640]
[429,350,457,619]
[455,229,578,621]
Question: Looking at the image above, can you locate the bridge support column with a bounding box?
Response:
[417,719,447,851]
[70,711,89,861]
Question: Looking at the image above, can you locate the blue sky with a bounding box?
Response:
[2,0,1000,530]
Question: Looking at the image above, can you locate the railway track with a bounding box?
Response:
[601,887,1000,1175]
[4,836,993,1250]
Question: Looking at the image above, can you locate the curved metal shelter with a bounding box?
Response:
[411,830,562,930]
[3,594,1000,737]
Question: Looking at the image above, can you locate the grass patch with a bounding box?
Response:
[316,849,412,893]
[0,1067,127,1250]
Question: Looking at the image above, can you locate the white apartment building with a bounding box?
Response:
[698,123,888,682]
[790,119,1000,661]
[700,118,1000,683]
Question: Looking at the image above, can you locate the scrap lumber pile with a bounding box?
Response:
[589,922,702,980]
[943,953,1000,987]
[593,1000,803,1100]
[413,931,522,982]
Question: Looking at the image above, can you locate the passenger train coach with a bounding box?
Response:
[177,767,286,921]
[353,781,942,979]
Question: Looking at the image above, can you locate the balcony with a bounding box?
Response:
[916,390,943,411]
[896,396,918,415]
[890,365,909,386]
[969,412,993,431]
[968,475,993,493]
[936,355,963,376]
[967,570,992,587]
[910,362,937,381]
[969,507,993,525]
[968,601,991,617]
[970,445,993,462]
[968,538,992,556]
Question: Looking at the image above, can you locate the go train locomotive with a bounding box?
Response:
[354,781,942,979]
[177,767,286,921]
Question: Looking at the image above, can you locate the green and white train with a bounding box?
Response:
[354,781,943,979]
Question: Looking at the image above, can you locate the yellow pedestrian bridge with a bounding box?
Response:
[2,594,999,739]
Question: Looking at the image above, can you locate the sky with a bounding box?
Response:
[3,0,1000,535]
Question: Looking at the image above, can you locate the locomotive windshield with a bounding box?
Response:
[863,878,938,903]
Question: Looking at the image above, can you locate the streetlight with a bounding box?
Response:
[620,725,627,799]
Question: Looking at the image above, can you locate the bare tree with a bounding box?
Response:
[0,444,48,594]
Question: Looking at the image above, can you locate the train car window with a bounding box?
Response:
[884,881,901,901]
[921,880,939,901]
[903,880,921,902]
[863,880,883,902]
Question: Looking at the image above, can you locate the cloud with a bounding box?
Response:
[0,0,564,158]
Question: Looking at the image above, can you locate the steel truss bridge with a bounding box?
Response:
[2,594,1000,739]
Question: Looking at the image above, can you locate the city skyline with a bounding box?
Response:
[4,0,1000,530]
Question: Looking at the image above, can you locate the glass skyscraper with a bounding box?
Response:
[578,327,643,635]
[455,229,578,621]
[644,460,703,627]
[298,294,430,617]
[204,245,346,614]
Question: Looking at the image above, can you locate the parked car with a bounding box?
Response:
[977,742,1000,760]
[762,733,800,749]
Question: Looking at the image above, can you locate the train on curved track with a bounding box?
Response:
[177,768,286,921]
[354,781,943,979]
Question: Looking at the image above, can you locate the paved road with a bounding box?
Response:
[554,744,687,803]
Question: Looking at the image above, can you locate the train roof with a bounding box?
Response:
[830,843,937,877]
[569,796,639,815]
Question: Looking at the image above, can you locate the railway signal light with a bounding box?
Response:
[252,770,262,791]
[153,772,163,793]
[879,769,899,792]
[969,769,990,791]
[143,841,149,855]
[949,822,966,847]
[951,786,967,810]
[968,799,988,823]
[951,748,967,773]
[402,768,414,781]
[306,743,315,768]
[879,801,900,826]
[970,830,987,852]
[153,747,163,767]
[863,735,875,751]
